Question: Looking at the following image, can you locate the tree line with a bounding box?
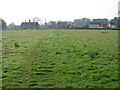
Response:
[41,17,119,29]
[0,17,120,30]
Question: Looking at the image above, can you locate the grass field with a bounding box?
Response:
[2,29,118,88]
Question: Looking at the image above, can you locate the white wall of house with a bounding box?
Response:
[111,25,117,29]
[89,24,100,28]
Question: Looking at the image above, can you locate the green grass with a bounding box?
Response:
[2,29,118,88]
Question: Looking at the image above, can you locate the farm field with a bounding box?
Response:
[2,29,118,88]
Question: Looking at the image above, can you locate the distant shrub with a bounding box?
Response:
[88,50,99,58]
[83,44,87,47]
[14,41,20,47]
[66,86,73,88]
[56,52,62,55]
[57,33,59,36]
[101,31,108,33]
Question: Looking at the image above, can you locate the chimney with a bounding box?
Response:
[45,19,47,25]
[29,19,31,22]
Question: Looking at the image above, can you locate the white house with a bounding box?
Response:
[89,22,108,28]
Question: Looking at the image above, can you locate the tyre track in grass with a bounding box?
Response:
[18,30,53,88]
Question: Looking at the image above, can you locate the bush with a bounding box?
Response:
[88,50,99,58]
[14,41,20,47]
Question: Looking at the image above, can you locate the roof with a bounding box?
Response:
[90,22,107,25]
[90,22,101,25]
[21,22,38,25]
[110,22,115,25]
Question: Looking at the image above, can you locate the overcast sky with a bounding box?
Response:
[0,0,119,25]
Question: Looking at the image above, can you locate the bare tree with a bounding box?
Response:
[33,17,42,24]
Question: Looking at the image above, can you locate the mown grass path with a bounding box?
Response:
[2,29,118,88]
[18,30,53,88]
[2,30,52,88]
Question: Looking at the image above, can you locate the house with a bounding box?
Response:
[89,22,108,29]
[109,17,118,29]
[21,19,39,29]
[109,22,117,29]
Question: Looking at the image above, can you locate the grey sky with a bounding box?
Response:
[0,0,119,25]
